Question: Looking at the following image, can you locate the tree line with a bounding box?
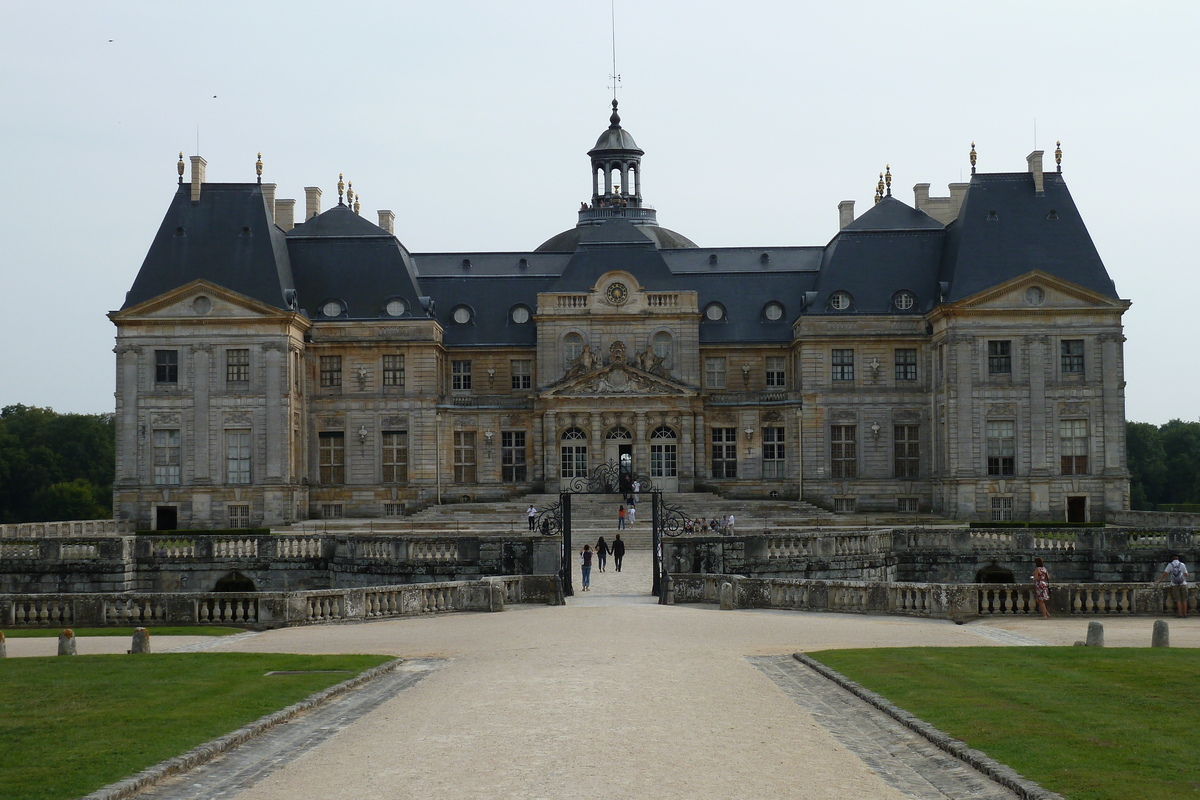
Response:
[0,405,1195,522]
[0,405,114,523]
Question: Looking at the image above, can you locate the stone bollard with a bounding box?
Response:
[1085,620,1105,648]
[489,584,506,613]
[1152,619,1170,648]
[0,631,6,659]
[719,581,734,610]
[131,627,151,654]
[58,629,77,656]
[548,576,566,606]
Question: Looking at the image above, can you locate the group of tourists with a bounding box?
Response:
[579,534,625,590]
[682,514,736,535]
[1031,555,1190,619]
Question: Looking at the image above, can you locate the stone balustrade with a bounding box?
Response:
[0,519,136,539]
[0,575,553,630]
[668,574,1197,620]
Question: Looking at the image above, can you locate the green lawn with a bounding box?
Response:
[0,652,394,800]
[3,626,245,638]
[809,647,1200,800]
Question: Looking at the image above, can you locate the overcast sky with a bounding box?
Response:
[1,2,1194,424]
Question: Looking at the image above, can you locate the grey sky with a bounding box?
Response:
[1,2,1193,424]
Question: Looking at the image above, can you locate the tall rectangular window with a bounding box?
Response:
[986,420,1015,476]
[502,431,527,481]
[318,432,345,483]
[560,437,588,478]
[831,349,854,381]
[382,354,405,388]
[511,359,532,391]
[454,431,477,482]
[991,496,1014,521]
[382,430,408,483]
[893,424,920,478]
[895,348,917,381]
[153,429,181,485]
[1061,340,1084,374]
[1060,419,1088,475]
[705,357,726,389]
[830,425,857,478]
[320,355,342,387]
[226,349,249,385]
[762,426,785,478]
[765,357,787,388]
[452,360,472,391]
[988,340,1012,375]
[711,427,737,478]
[225,429,251,485]
[155,350,178,384]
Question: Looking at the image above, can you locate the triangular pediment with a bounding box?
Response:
[949,271,1129,313]
[109,279,302,323]
[542,364,697,398]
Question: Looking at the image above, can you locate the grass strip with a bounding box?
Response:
[0,652,393,800]
[809,647,1200,800]
[2,626,245,638]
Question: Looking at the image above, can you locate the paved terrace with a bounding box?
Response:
[9,553,1199,799]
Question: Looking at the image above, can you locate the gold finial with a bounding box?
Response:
[875,172,885,204]
[1055,140,1062,172]
[255,152,263,182]
[353,195,360,215]
[337,173,345,204]
[970,142,977,175]
[346,181,354,209]
[177,152,185,184]
[885,164,892,196]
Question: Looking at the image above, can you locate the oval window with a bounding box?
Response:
[764,302,784,321]
[705,303,725,321]
[511,306,530,324]
[386,299,406,317]
[192,296,212,316]
[322,300,342,317]
[830,292,851,310]
[894,291,915,311]
[452,306,472,324]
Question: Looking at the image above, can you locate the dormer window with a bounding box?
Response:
[830,291,852,311]
[892,291,915,311]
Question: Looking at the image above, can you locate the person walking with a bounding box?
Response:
[612,533,626,572]
[580,544,593,591]
[725,513,735,536]
[632,479,640,505]
[628,504,636,526]
[595,536,610,572]
[617,505,627,530]
[527,505,537,532]
[1156,555,1190,618]
[1031,557,1051,619]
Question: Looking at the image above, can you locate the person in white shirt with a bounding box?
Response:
[1156,556,1190,618]
[725,513,735,535]
[527,505,537,532]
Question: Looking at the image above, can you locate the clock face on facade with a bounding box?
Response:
[605,282,629,305]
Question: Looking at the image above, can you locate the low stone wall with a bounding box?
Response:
[1109,509,1200,528]
[0,575,549,630]
[667,574,1197,620]
[0,519,135,539]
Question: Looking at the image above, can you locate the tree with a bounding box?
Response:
[1126,422,1166,509]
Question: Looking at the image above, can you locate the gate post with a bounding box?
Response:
[561,492,573,597]
[652,490,661,597]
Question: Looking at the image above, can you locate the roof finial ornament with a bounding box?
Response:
[337,173,345,205]
[970,141,977,175]
[607,0,622,127]
[177,152,185,184]
[885,164,892,197]
[353,194,360,215]
[875,172,885,204]
[346,181,354,210]
[1055,140,1062,172]
[255,152,263,184]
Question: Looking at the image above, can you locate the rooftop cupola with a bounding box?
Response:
[579,100,657,228]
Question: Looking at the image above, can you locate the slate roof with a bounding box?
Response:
[122,183,294,310]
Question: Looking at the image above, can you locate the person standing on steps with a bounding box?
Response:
[527,504,537,532]
[612,533,626,572]
[1031,557,1051,619]
[617,505,627,530]
[632,479,640,505]
[628,504,636,527]
[580,544,593,591]
[595,536,610,572]
[1156,555,1190,618]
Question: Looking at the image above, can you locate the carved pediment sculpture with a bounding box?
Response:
[563,344,601,381]
[543,364,696,398]
[609,340,627,365]
[633,343,671,379]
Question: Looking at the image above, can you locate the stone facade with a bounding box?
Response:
[110,106,1129,528]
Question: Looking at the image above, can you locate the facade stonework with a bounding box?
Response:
[111,107,1128,528]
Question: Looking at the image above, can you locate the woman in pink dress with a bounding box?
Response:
[1032,557,1050,619]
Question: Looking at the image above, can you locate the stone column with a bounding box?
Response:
[1100,333,1124,473]
[694,412,707,480]
[681,413,695,491]
[116,344,139,482]
[533,414,545,484]
[1027,335,1049,476]
[265,344,284,481]
[794,406,804,498]
[589,413,601,470]
[544,412,557,483]
[953,336,976,516]
[635,411,647,475]
[193,346,211,484]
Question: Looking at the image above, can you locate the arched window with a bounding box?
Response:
[606,427,633,441]
[652,331,673,367]
[560,427,588,478]
[563,332,584,367]
[650,426,677,478]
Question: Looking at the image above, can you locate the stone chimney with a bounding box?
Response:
[1027,150,1044,195]
[275,199,295,231]
[838,200,855,230]
[377,209,395,234]
[304,187,322,220]
[261,183,276,221]
[913,183,930,211]
[189,156,207,203]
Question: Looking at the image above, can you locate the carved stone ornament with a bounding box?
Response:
[986,404,1017,417]
[505,414,523,427]
[563,344,601,381]
[763,410,783,423]
[321,416,342,426]
[831,409,857,422]
[382,416,408,427]
[456,415,477,428]
[226,413,252,426]
[633,343,671,379]
[713,411,735,423]
[893,409,921,422]
[151,413,180,425]
[1059,402,1088,416]
[609,340,627,365]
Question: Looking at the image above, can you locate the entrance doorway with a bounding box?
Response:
[605,427,634,491]
[1066,496,1087,523]
[155,506,178,530]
